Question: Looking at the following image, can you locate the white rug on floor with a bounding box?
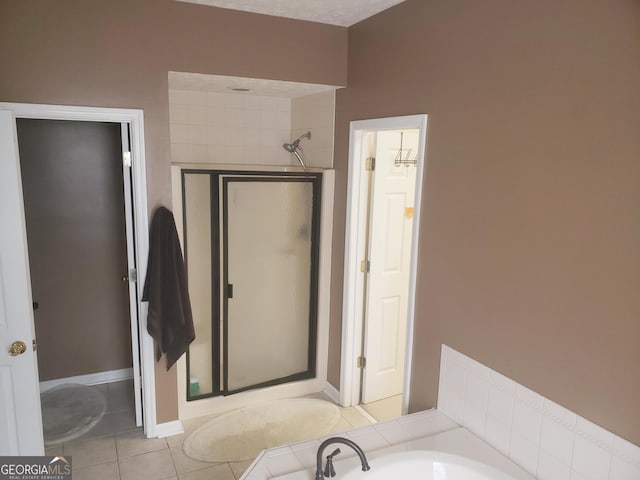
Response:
[41,383,107,446]
[183,398,341,462]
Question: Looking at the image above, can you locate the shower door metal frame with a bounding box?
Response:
[181,169,220,401]
[181,169,322,401]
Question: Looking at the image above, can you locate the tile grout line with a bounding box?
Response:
[352,405,378,425]
[165,438,180,480]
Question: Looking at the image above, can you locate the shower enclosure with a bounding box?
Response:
[179,169,321,400]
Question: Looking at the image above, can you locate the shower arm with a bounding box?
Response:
[292,149,306,169]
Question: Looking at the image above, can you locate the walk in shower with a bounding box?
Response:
[179,169,322,400]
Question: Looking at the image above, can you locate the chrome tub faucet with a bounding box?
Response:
[315,437,371,480]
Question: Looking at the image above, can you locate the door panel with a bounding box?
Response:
[363,130,418,404]
[224,178,314,392]
[380,297,401,370]
[120,124,143,426]
[183,173,215,397]
[16,119,132,381]
[0,110,43,455]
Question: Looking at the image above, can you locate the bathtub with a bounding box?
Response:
[342,450,521,480]
[268,426,535,480]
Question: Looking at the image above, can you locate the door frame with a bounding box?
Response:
[0,102,158,437]
[339,114,428,413]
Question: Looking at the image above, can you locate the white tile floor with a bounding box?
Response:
[44,381,376,480]
[361,394,403,422]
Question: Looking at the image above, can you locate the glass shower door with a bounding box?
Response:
[223,176,318,393]
[183,172,217,398]
[181,169,320,400]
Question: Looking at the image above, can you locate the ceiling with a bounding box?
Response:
[168,71,341,98]
[176,0,406,27]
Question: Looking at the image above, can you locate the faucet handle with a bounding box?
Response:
[323,448,341,477]
[327,448,341,459]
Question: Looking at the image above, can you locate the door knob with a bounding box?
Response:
[8,341,27,356]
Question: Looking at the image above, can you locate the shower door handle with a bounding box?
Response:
[226,283,234,299]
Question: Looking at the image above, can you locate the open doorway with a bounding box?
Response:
[0,103,156,455]
[340,115,428,422]
[16,118,141,446]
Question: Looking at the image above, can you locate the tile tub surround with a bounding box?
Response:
[438,345,640,480]
[279,428,536,480]
[239,410,456,479]
[242,416,535,480]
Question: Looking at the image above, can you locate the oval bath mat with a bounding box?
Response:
[183,398,340,462]
[41,383,107,445]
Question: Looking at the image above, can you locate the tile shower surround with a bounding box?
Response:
[438,345,640,480]
[169,89,292,165]
[169,89,336,169]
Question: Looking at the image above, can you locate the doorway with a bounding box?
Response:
[340,115,428,421]
[16,118,140,444]
[0,104,156,455]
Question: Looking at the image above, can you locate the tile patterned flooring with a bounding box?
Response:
[44,381,402,480]
[361,394,403,422]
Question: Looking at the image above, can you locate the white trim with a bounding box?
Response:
[0,102,156,437]
[0,110,44,455]
[120,123,144,428]
[39,368,133,393]
[155,420,184,438]
[322,382,340,404]
[339,114,429,415]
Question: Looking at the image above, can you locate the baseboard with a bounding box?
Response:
[322,381,340,404]
[154,420,184,438]
[39,367,133,392]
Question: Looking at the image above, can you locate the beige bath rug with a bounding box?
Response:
[183,398,340,462]
[41,383,107,445]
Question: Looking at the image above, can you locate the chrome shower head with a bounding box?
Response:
[283,132,311,168]
[283,132,311,151]
[283,141,298,153]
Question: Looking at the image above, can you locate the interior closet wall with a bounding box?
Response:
[17,118,133,381]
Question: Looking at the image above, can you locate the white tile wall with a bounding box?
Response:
[438,345,640,480]
[169,89,292,165]
[290,91,335,169]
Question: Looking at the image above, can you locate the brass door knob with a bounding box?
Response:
[8,341,27,356]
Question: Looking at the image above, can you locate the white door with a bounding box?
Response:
[121,124,143,427]
[362,130,418,404]
[0,110,44,455]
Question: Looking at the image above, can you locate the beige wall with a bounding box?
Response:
[331,0,640,444]
[0,0,347,424]
[4,0,639,445]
